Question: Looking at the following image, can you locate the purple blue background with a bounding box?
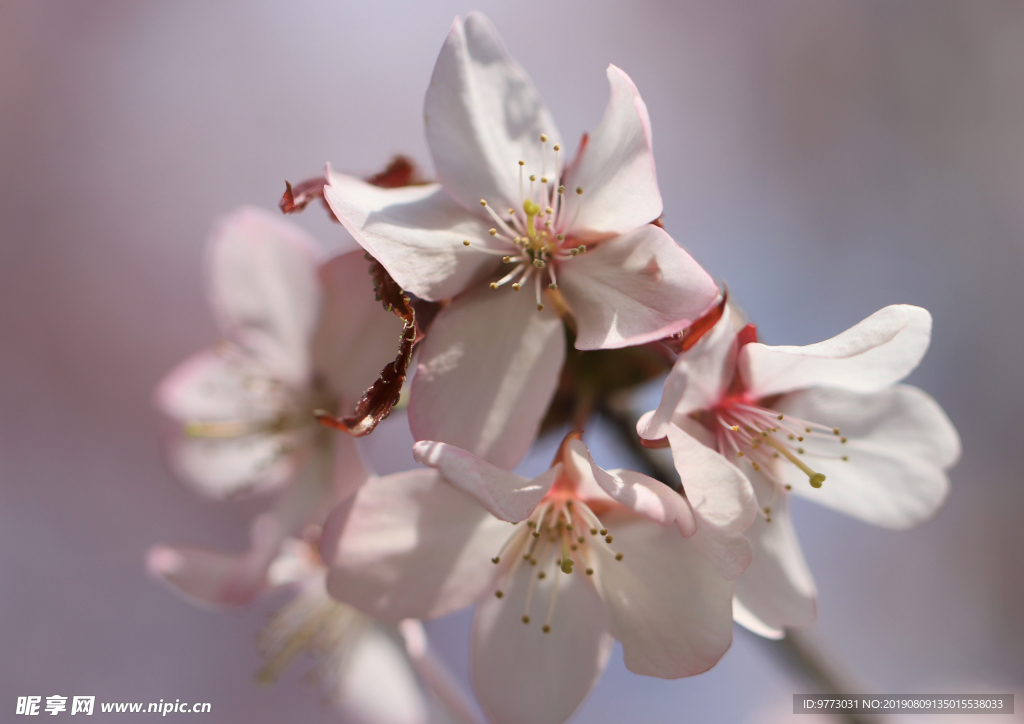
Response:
[2,1,1022,721]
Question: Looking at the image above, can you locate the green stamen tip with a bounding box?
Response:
[560,559,574,574]
[809,473,826,488]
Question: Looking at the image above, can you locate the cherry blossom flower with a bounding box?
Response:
[639,303,960,637]
[151,207,403,603]
[320,433,735,724]
[322,12,718,471]
[151,535,476,724]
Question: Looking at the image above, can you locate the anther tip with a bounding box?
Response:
[537,304,544,311]
[576,186,583,194]
[480,199,487,206]
[809,473,826,489]
[615,553,624,561]
[522,615,530,625]
[463,239,470,246]
[542,625,551,633]
[518,159,525,166]
[540,133,548,142]
[495,590,504,598]
[585,568,594,575]
[491,556,500,564]
[489,282,498,290]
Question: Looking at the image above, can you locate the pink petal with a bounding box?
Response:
[425,13,562,213]
[594,511,734,678]
[207,207,323,386]
[312,250,408,410]
[412,440,552,522]
[321,469,509,623]
[558,224,718,350]
[776,385,958,529]
[740,304,933,398]
[146,513,283,607]
[664,424,756,578]
[323,173,500,302]
[561,65,662,237]
[733,497,817,634]
[409,285,565,470]
[639,305,737,439]
[563,439,696,536]
[470,555,613,724]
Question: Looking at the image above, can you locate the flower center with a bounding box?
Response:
[463,134,588,311]
[488,496,622,634]
[709,397,850,521]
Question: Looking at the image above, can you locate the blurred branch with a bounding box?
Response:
[599,403,877,724]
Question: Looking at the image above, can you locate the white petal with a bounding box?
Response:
[321,470,510,623]
[732,598,784,640]
[413,441,552,522]
[207,207,323,385]
[471,556,613,724]
[425,13,562,213]
[561,65,662,236]
[399,620,482,724]
[409,285,565,470]
[155,348,284,425]
[324,173,500,301]
[557,224,718,350]
[775,385,958,529]
[312,250,408,410]
[639,306,737,439]
[733,498,817,633]
[563,439,695,536]
[164,430,298,499]
[593,511,734,678]
[336,626,431,724]
[665,424,757,539]
[146,513,283,607]
[741,304,932,397]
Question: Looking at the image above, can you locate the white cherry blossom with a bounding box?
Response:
[322,12,718,471]
[320,434,735,724]
[639,303,960,637]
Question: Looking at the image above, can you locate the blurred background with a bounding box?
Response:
[2,1,1022,721]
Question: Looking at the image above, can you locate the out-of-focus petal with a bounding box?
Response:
[740,304,932,397]
[425,13,562,213]
[776,385,958,529]
[470,556,612,724]
[561,65,662,236]
[313,251,408,410]
[165,430,299,500]
[732,598,784,640]
[207,207,323,386]
[733,498,817,634]
[399,620,483,724]
[593,511,734,678]
[146,513,283,607]
[563,439,695,536]
[336,626,432,724]
[321,470,509,623]
[413,441,552,522]
[155,348,284,425]
[639,307,736,439]
[409,285,565,470]
[324,173,499,302]
[665,424,757,544]
[557,224,718,350]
